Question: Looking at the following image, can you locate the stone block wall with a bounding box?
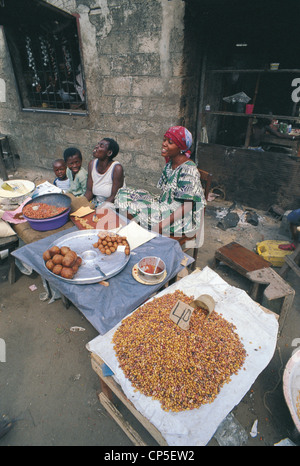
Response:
[0,0,195,191]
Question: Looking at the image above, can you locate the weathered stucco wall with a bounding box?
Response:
[0,0,192,191]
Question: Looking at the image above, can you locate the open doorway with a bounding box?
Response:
[193,0,300,154]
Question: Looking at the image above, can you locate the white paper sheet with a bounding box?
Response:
[87,267,278,446]
[118,220,157,250]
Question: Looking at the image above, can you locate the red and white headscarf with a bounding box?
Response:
[164,126,193,158]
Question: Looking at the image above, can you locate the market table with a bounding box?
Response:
[12,226,192,335]
[87,267,279,446]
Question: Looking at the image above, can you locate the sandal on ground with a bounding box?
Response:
[278,243,296,251]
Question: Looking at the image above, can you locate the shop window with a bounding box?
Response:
[198,2,300,155]
[1,0,87,115]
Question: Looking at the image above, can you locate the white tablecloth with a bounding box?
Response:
[87,266,279,445]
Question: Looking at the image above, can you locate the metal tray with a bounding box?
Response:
[45,229,131,284]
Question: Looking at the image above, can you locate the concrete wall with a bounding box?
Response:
[0,0,193,191]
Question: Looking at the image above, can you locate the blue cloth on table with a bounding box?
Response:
[12,227,193,335]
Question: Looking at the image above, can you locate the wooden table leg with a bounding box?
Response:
[99,377,114,402]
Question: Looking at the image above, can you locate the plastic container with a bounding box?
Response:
[22,193,71,231]
[0,179,35,206]
[256,240,294,267]
[23,207,71,231]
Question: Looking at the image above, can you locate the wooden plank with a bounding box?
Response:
[204,110,300,121]
[70,206,126,231]
[284,255,300,279]
[215,242,271,276]
[98,392,147,446]
[246,268,295,334]
[279,293,295,333]
[209,69,300,73]
[91,353,168,446]
[247,268,294,300]
[279,244,300,278]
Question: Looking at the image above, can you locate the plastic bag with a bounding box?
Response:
[223,92,251,104]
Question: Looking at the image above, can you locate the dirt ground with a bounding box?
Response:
[1,166,300,447]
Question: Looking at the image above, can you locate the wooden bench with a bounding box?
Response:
[214,242,295,333]
[246,268,295,333]
[213,241,271,276]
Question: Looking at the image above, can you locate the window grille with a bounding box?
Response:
[1,0,87,115]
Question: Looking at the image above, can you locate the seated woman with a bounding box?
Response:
[85,138,125,207]
[114,126,206,237]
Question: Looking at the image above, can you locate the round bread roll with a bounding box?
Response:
[45,260,54,271]
[69,250,77,261]
[60,246,71,256]
[49,246,60,257]
[61,267,74,279]
[43,250,51,261]
[62,253,76,267]
[76,256,82,266]
[52,264,63,275]
[52,254,64,265]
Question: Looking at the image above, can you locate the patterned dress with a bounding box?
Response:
[114,160,206,235]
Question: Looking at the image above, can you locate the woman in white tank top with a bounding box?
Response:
[85,138,125,206]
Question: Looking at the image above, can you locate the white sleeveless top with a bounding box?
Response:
[92,159,124,205]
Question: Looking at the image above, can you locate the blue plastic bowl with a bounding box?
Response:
[23,207,71,231]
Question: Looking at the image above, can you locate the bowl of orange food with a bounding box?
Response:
[22,193,71,231]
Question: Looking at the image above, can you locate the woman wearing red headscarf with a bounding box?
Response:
[114,126,206,236]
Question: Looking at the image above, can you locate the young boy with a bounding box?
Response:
[63,147,88,197]
[53,159,70,192]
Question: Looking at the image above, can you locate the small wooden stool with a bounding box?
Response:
[246,268,295,333]
[279,243,300,279]
[213,241,271,276]
[214,242,294,332]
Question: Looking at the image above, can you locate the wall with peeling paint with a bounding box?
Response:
[0,0,195,192]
